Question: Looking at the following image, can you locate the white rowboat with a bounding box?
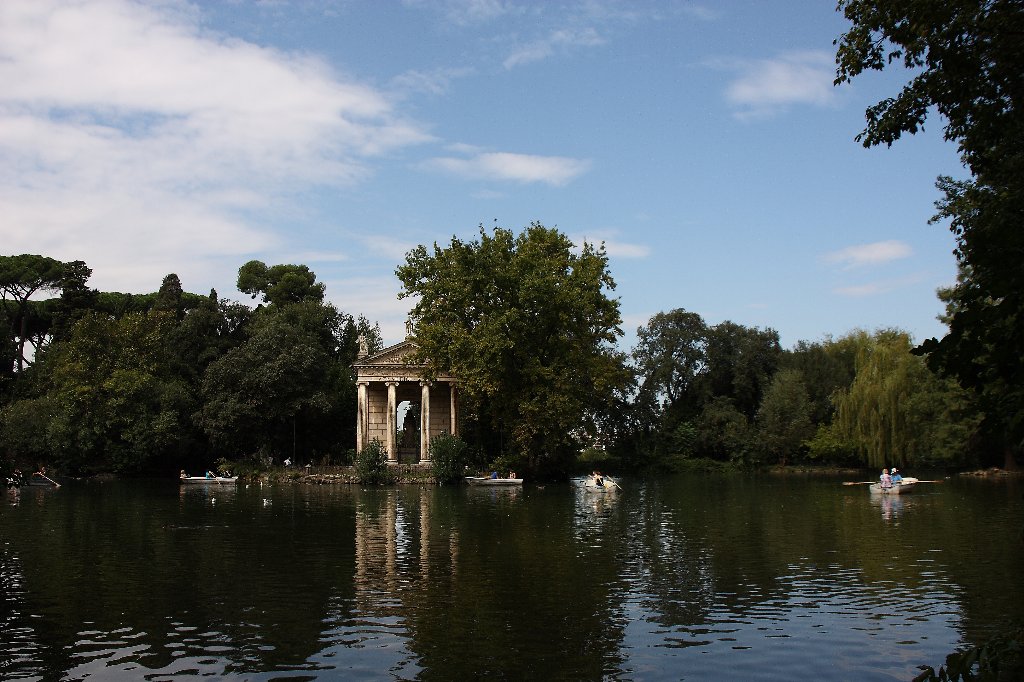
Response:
[465,476,523,486]
[180,476,238,484]
[869,480,917,494]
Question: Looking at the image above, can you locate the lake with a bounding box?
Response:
[2,473,1021,680]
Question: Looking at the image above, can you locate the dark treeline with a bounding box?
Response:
[0,250,999,479]
[608,310,986,472]
[1,254,382,476]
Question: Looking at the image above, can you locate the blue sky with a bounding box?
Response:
[1,0,966,350]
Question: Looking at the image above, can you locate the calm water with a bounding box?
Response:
[1,474,1021,681]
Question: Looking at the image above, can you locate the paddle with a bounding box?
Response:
[842,481,876,486]
[609,478,623,490]
[34,472,61,488]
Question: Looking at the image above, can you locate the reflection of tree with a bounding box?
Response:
[1,482,358,678]
[3,477,1021,678]
[357,485,631,678]
[0,529,46,677]
[620,482,717,634]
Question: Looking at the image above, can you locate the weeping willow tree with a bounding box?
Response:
[833,330,980,468]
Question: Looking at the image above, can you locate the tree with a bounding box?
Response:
[831,330,980,468]
[237,260,326,307]
[155,273,184,318]
[199,308,337,460]
[633,309,708,420]
[756,368,814,466]
[694,396,752,462]
[781,336,859,426]
[0,254,71,373]
[27,310,188,474]
[700,321,782,420]
[835,0,1024,466]
[396,223,630,477]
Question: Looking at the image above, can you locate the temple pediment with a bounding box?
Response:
[355,340,422,367]
[353,339,454,382]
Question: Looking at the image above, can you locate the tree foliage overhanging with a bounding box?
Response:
[834,0,1024,465]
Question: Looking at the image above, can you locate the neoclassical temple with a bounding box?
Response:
[352,336,458,465]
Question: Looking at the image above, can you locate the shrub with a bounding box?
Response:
[355,439,394,484]
[429,432,469,484]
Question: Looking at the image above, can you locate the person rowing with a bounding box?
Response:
[879,468,892,489]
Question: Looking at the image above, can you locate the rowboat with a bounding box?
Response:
[180,476,238,484]
[464,476,523,486]
[581,475,619,492]
[869,480,917,494]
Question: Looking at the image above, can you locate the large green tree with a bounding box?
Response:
[18,310,190,474]
[199,263,365,463]
[756,368,815,466]
[832,330,980,468]
[835,0,1024,465]
[633,308,708,422]
[700,321,782,420]
[396,223,630,476]
[0,254,90,376]
[237,260,326,307]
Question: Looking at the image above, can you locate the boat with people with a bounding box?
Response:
[868,477,917,493]
[6,469,61,488]
[581,472,619,492]
[869,466,918,494]
[869,478,917,494]
[179,470,238,484]
[180,476,238,484]
[465,475,523,486]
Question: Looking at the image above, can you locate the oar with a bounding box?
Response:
[609,478,623,490]
[842,481,876,486]
[906,479,944,484]
[34,472,61,488]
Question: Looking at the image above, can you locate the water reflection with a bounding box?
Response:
[872,492,905,522]
[0,476,1020,680]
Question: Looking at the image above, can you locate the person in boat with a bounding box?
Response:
[592,471,604,487]
[490,470,498,479]
[879,468,892,489]
[6,468,25,488]
[891,468,903,484]
[205,470,214,479]
[180,469,188,479]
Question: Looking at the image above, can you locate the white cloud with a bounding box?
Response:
[327,275,412,345]
[824,240,914,269]
[833,273,926,297]
[569,230,650,259]
[424,151,591,186]
[0,0,429,293]
[402,0,513,26]
[358,235,419,262]
[724,50,837,119]
[390,67,475,97]
[503,27,605,69]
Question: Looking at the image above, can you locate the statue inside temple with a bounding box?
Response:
[401,407,419,448]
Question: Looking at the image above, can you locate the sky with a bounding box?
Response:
[0,0,968,351]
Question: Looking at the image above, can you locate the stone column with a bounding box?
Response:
[449,383,458,436]
[386,381,398,463]
[419,381,432,464]
[356,381,369,452]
